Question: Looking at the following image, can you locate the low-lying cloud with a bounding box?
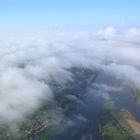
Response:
[0,26,140,128]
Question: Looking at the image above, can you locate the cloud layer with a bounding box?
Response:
[0,27,140,127]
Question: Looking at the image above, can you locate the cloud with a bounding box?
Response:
[0,26,140,128]
[0,68,52,128]
[97,26,117,39]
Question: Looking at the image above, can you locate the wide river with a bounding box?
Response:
[51,72,140,140]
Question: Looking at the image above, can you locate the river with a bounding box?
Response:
[51,70,140,140]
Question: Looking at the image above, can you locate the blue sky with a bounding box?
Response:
[0,0,140,28]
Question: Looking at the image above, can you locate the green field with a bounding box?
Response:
[100,100,138,140]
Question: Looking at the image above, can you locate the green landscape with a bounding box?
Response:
[100,100,140,140]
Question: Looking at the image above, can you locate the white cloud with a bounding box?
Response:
[0,26,140,128]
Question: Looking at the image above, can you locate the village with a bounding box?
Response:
[24,119,49,140]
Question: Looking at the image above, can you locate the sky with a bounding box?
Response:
[0,0,140,29]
